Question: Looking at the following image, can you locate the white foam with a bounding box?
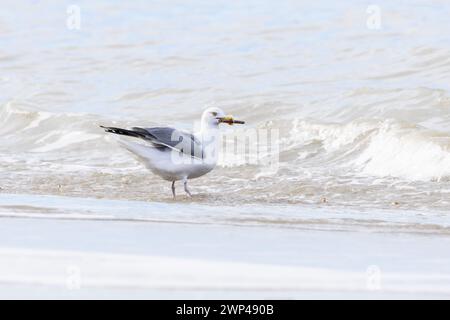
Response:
[287,118,450,181]
[353,122,450,181]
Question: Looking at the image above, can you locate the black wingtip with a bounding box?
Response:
[99,126,145,138]
[100,125,114,133]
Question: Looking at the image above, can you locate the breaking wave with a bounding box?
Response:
[3,100,450,182]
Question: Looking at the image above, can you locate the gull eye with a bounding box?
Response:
[211,112,218,117]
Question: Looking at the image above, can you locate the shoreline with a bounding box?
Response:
[0,193,450,299]
[0,193,449,235]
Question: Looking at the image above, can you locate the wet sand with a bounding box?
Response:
[1,194,450,299]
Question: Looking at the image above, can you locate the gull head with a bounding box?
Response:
[201,107,245,130]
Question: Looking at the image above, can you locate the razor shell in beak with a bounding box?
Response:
[217,116,245,125]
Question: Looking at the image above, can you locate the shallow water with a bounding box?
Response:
[1,0,450,212]
[1,193,450,235]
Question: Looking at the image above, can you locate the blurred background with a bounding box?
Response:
[1,0,450,209]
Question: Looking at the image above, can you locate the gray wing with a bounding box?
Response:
[132,127,204,159]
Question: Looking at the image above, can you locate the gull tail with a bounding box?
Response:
[116,137,164,172]
[100,126,146,139]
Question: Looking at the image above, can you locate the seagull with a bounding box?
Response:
[100,107,245,199]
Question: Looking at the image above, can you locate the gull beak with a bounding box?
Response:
[217,116,245,125]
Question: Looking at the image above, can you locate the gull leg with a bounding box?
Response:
[183,179,192,198]
[171,181,176,200]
